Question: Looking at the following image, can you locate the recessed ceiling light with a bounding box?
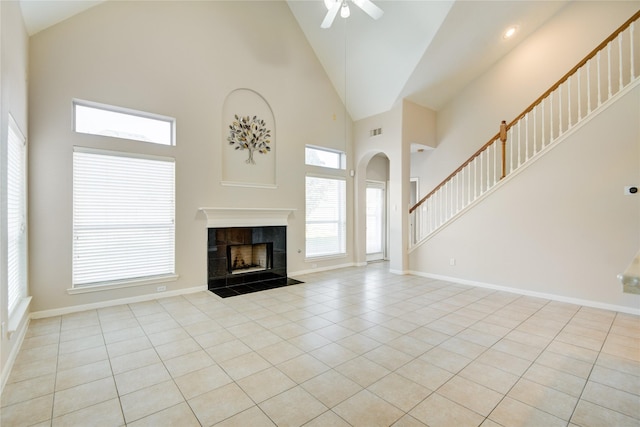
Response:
[503,25,519,39]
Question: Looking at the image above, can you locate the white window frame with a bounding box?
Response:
[6,114,31,325]
[305,174,347,259]
[71,147,177,292]
[73,99,176,146]
[305,145,346,170]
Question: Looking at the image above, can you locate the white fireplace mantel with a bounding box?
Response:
[199,207,296,228]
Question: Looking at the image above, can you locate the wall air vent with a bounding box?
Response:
[370,128,382,137]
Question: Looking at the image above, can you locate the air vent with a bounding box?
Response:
[370,128,382,137]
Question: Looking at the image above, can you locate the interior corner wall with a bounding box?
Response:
[27,1,350,313]
[0,0,29,390]
[410,84,640,312]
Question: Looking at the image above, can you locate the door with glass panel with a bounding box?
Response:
[366,181,386,262]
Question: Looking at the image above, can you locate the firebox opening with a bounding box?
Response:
[228,242,272,274]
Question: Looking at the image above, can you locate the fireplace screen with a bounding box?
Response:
[228,243,272,274]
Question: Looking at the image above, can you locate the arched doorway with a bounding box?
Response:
[364,153,390,263]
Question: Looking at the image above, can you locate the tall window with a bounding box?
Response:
[72,148,175,287]
[7,115,27,315]
[305,176,346,258]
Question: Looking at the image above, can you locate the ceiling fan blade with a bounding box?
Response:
[352,0,384,20]
[321,2,341,28]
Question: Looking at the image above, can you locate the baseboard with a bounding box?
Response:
[410,271,640,316]
[30,285,207,319]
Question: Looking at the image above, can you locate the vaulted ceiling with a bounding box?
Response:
[20,0,568,120]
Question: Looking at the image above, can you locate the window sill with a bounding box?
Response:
[67,274,179,295]
[8,296,32,335]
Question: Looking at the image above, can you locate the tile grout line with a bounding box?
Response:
[497,302,610,426]
[98,308,128,426]
[50,316,63,424]
[565,309,624,426]
[131,298,210,426]
[441,295,574,425]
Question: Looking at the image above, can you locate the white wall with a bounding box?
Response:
[0,0,29,390]
[28,1,351,313]
[410,84,640,312]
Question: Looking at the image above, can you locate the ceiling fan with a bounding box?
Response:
[321,0,384,29]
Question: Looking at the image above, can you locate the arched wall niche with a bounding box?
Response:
[221,88,276,188]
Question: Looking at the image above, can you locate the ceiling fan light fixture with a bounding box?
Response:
[320,0,382,28]
[340,2,351,18]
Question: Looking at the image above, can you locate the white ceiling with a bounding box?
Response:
[19,0,568,120]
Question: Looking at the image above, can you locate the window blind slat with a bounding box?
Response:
[7,117,27,315]
[73,150,175,287]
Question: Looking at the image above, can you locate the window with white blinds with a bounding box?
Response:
[305,176,346,258]
[72,148,175,287]
[7,116,27,315]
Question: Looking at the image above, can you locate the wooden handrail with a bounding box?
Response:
[410,132,499,213]
[506,9,640,129]
[409,9,640,215]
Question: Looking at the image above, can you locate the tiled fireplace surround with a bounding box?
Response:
[207,225,287,290]
[200,208,296,297]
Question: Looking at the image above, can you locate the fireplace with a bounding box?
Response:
[200,207,301,297]
[207,225,299,297]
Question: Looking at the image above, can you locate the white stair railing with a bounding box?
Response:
[410,11,640,247]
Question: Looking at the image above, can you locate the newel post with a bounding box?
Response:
[499,120,507,179]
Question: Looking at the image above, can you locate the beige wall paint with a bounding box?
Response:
[1,0,29,390]
[402,99,436,149]
[28,1,352,312]
[409,85,640,311]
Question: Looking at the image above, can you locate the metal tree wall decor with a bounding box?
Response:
[227,114,272,165]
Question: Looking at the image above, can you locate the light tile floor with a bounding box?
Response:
[2,263,639,426]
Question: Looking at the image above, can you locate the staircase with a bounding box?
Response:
[409,10,640,249]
